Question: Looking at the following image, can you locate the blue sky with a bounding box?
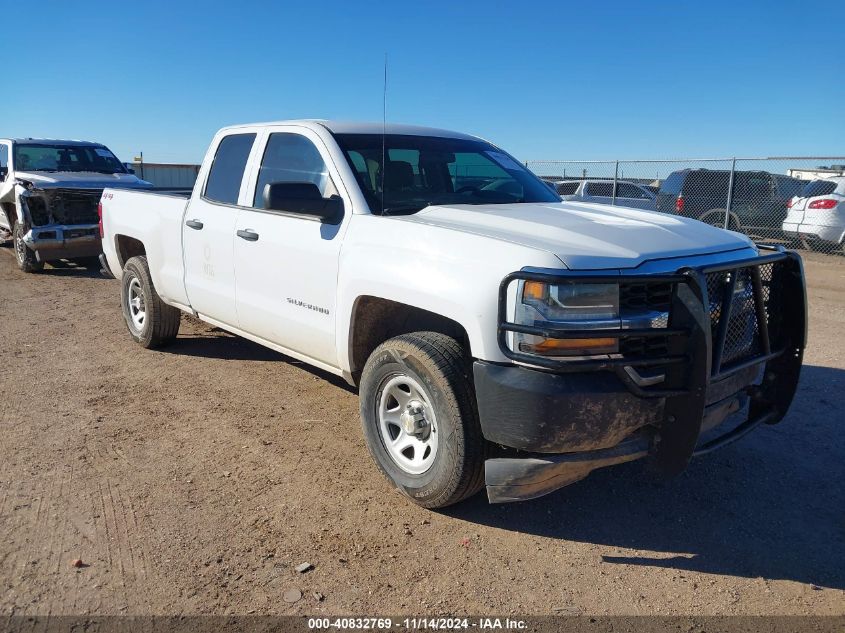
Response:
[3,0,841,164]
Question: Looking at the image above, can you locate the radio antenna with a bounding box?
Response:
[381,52,387,215]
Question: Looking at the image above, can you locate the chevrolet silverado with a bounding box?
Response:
[99,121,806,507]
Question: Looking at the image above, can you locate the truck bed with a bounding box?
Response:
[100,186,193,308]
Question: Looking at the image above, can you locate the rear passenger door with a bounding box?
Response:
[183,131,257,327]
[233,127,349,368]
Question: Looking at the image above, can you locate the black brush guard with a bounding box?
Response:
[486,246,806,501]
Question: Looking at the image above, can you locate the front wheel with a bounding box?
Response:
[13,222,44,273]
[121,255,181,348]
[359,332,487,509]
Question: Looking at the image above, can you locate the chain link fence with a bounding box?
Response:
[526,157,845,257]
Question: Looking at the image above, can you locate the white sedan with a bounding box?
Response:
[783,177,845,251]
[553,179,657,211]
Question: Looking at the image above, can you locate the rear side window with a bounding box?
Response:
[800,180,837,198]
[556,182,579,195]
[617,182,650,199]
[586,182,614,197]
[734,173,771,199]
[685,171,730,198]
[774,176,803,198]
[660,172,685,196]
[204,133,256,205]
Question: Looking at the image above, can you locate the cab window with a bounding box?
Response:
[204,133,256,205]
[253,133,335,208]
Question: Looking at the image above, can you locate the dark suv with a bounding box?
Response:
[656,169,804,238]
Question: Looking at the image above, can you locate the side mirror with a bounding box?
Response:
[126,167,136,175]
[263,182,344,224]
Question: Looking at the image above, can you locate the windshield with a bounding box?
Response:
[333,133,559,214]
[13,143,127,174]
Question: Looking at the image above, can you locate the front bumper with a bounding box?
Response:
[22,223,101,261]
[480,246,806,503]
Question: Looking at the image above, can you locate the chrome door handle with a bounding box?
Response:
[185,219,204,230]
[236,229,259,242]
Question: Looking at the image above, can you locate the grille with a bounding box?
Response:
[704,261,783,372]
[620,281,672,314]
[619,280,672,358]
[620,335,669,358]
[48,188,102,225]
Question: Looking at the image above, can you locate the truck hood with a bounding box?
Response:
[14,170,152,189]
[403,201,755,270]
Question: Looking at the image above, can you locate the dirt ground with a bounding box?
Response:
[0,247,843,618]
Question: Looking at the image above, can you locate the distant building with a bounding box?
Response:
[788,165,845,180]
[128,161,201,188]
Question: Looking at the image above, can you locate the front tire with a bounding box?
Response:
[121,255,181,348]
[359,332,487,509]
[13,222,44,273]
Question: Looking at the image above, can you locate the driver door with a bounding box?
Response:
[233,127,350,368]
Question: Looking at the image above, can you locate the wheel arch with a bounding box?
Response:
[114,234,147,268]
[346,296,473,386]
[0,201,17,229]
[700,208,742,231]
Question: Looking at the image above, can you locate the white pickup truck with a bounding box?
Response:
[100,120,807,507]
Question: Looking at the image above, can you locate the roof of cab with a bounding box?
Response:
[1,138,106,146]
[218,119,481,141]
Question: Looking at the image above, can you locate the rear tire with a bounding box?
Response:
[700,209,740,232]
[121,255,180,348]
[359,332,487,509]
[13,222,44,273]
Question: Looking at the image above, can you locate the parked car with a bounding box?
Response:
[554,179,657,210]
[100,120,806,507]
[656,168,804,238]
[0,138,153,272]
[783,177,845,251]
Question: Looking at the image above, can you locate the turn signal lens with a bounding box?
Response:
[523,281,548,301]
[519,336,617,356]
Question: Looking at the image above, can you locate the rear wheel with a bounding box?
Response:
[121,255,181,348]
[700,209,740,232]
[13,222,43,273]
[359,332,487,509]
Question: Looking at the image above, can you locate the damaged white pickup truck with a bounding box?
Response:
[0,138,152,272]
[100,121,806,507]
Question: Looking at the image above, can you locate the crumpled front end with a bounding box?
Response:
[17,184,102,261]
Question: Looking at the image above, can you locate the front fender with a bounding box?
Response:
[334,215,563,373]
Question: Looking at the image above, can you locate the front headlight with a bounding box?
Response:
[514,281,620,356]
